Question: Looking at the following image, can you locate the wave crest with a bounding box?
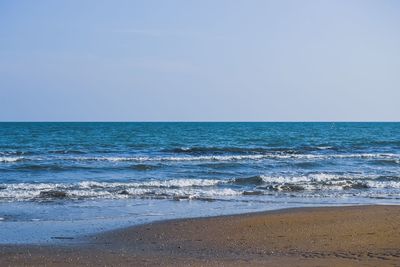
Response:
[0,157,24,163]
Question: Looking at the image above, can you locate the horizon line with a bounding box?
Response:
[0,121,399,123]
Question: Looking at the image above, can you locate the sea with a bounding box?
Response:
[0,122,399,243]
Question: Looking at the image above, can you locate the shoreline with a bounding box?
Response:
[85,203,364,240]
[1,205,400,266]
[0,203,365,245]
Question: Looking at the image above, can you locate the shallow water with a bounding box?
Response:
[0,122,399,243]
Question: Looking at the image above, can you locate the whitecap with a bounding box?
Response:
[0,157,24,163]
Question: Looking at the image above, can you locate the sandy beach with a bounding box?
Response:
[1,205,400,266]
[2,0,400,264]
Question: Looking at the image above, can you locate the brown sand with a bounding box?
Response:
[1,205,400,266]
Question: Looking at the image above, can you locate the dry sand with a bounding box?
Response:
[1,205,400,266]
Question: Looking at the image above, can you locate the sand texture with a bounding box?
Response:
[1,205,400,266]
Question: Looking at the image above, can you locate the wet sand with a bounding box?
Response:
[1,205,400,266]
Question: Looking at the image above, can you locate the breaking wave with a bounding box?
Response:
[14,153,400,162]
[0,157,24,163]
[1,173,400,201]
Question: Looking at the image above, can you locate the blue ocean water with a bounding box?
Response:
[0,122,399,243]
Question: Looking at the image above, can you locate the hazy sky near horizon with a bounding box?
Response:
[1,0,399,121]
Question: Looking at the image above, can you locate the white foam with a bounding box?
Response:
[0,157,24,163]
[317,146,333,150]
[0,179,227,201]
[259,173,349,183]
[3,183,68,191]
[71,153,400,162]
[1,153,398,164]
[366,181,400,189]
[0,173,399,201]
[125,187,240,199]
[68,189,115,198]
[256,173,398,192]
[73,155,267,162]
[78,179,223,189]
[0,185,240,201]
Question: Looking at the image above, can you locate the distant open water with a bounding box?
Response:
[0,122,399,243]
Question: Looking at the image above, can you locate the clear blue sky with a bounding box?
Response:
[1,0,399,121]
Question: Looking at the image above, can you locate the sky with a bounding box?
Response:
[0,0,399,121]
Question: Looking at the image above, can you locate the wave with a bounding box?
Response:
[232,174,400,191]
[78,179,223,189]
[73,155,268,162]
[0,157,24,163]
[1,173,400,201]
[161,145,344,155]
[1,153,399,165]
[2,163,161,172]
[232,174,352,185]
[0,179,235,201]
[66,153,400,162]
[162,146,272,154]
